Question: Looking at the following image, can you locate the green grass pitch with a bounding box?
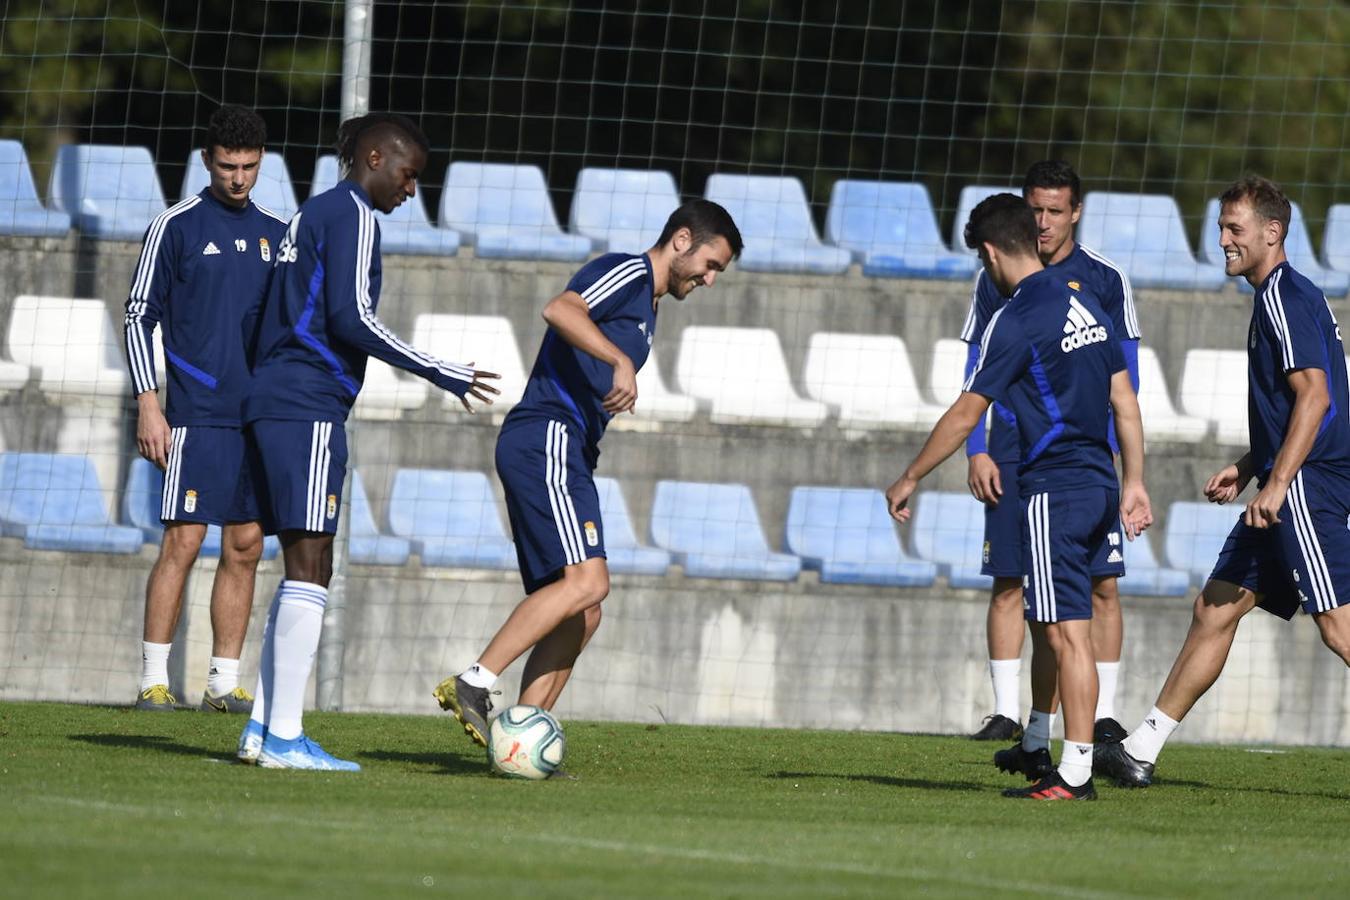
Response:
[3,701,1349,899]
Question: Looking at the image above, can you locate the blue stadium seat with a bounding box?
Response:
[441,162,590,261]
[48,145,166,240]
[121,458,280,559]
[1077,193,1226,290]
[0,140,71,236]
[347,470,412,566]
[785,486,937,587]
[1325,204,1350,274]
[570,168,680,254]
[386,469,517,569]
[181,150,299,221]
[649,480,801,581]
[824,180,977,279]
[951,185,1014,254]
[703,174,851,274]
[311,155,460,256]
[908,491,992,589]
[1202,198,1349,296]
[0,453,142,553]
[594,477,671,576]
[1164,501,1241,586]
[1116,530,1190,597]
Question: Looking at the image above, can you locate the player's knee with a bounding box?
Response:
[566,562,609,610]
[989,584,1022,611]
[1314,613,1350,665]
[582,603,603,638]
[160,523,206,562]
[221,525,264,567]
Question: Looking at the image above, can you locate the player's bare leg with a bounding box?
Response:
[1090,576,1124,733]
[209,522,265,658]
[137,522,207,708]
[973,577,1026,737]
[519,604,603,709]
[1311,604,1350,666]
[280,531,334,587]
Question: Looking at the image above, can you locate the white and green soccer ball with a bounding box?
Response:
[487,705,566,780]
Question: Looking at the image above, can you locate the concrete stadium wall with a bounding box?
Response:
[1,237,1348,747]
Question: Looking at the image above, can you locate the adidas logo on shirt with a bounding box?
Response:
[202,241,221,256]
[1107,549,1123,564]
[1060,296,1108,352]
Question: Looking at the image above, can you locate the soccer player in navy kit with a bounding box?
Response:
[236,113,499,771]
[1097,176,1350,789]
[125,105,287,713]
[435,200,742,749]
[887,193,1152,800]
[962,161,1141,752]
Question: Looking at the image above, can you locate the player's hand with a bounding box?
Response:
[1244,479,1287,529]
[136,394,172,470]
[603,355,637,414]
[458,366,501,413]
[1119,482,1154,540]
[1204,463,1250,505]
[966,453,1002,506]
[885,475,918,523]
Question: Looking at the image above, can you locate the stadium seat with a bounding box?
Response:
[570,168,680,254]
[674,326,828,427]
[348,470,412,566]
[803,332,946,431]
[180,149,299,221]
[1178,348,1248,445]
[386,468,517,570]
[0,452,143,553]
[0,139,72,236]
[1116,530,1191,597]
[928,337,970,405]
[908,491,992,589]
[1135,346,1208,443]
[440,162,590,261]
[649,480,801,581]
[48,144,166,240]
[703,174,851,274]
[121,457,280,558]
[1076,192,1227,291]
[824,180,977,279]
[311,155,460,256]
[785,486,937,587]
[594,477,671,576]
[1324,204,1350,274]
[6,295,128,397]
[1164,501,1241,586]
[610,347,699,429]
[951,185,1015,254]
[410,314,529,413]
[1201,198,1349,296]
[351,358,429,420]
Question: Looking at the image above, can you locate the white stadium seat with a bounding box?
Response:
[927,337,970,405]
[1179,348,1248,446]
[352,358,430,421]
[803,332,945,431]
[410,314,529,414]
[674,326,827,427]
[1136,346,1208,443]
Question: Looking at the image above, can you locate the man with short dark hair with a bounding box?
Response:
[962,161,1141,759]
[436,199,743,750]
[1096,175,1350,788]
[236,113,499,770]
[887,192,1152,800]
[125,104,287,713]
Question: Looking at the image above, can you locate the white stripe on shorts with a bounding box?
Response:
[545,420,585,565]
[160,427,188,520]
[1028,493,1056,622]
[306,422,333,532]
[1287,471,1337,612]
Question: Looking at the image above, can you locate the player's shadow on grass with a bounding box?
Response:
[769,770,986,792]
[70,732,221,759]
[360,748,490,775]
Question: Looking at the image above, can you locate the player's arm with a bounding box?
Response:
[1245,366,1328,528]
[1109,368,1153,539]
[886,391,992,522]
[125,218,175,469]
[541,290,636,414]
[324,215,499,411]
[961,272,1000,502]
[1204,451,1254,505]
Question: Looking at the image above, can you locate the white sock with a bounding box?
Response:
[989,658,1021,720]
[265,580,327,741]
[207,656,240,696]
[249,588,281,730]
[1095,661,1121,721]
[461,662,498,689]
[1023,708,1053,752]
[1058,740,1094,787]
[1123,706,1180,764]
[140,641,172,691]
